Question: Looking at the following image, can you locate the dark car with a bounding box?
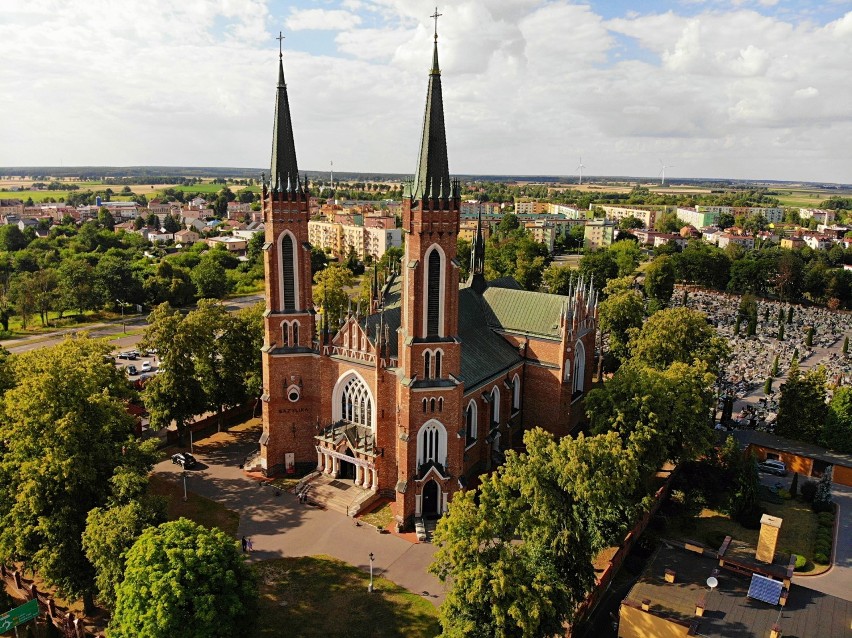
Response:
[126,365,138,376]
[171,452,197,469]
[757,460,788,476]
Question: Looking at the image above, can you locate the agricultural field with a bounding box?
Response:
[772,187,852,208]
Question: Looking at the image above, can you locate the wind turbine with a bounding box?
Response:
[575,157,586,185]
[658,159,674,186]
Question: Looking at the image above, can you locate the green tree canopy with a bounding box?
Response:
[825,387,852,453]
[109,518,258,638]
[644,255,676,306]
[776,362,828,444]
[313,262,354,325]
[628,306,729,374]
[0,336,138,610]
[597,280,644,362]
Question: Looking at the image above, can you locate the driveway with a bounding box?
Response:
[153,429,445,606]
[797,484,852,602]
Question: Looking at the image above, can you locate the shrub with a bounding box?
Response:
[817,511,835,527]
[814,552,829,564]
[793,554,807,571]
[738,506,764,529]
[814,541,831,555]
[778,488,791,500]
[789,472,799,498]
[800,480,817,502]
[813,499,835,514]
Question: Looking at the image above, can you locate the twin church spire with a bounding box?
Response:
[269,32,305,196]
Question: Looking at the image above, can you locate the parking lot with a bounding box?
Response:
[113,349,159,385]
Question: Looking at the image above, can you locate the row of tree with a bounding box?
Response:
[431,306,728,636]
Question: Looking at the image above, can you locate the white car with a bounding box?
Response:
[141,361,152,372]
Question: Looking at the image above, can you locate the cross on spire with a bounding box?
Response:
[430,7,442,42]
[276,31,285,59]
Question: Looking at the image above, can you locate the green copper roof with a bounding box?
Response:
[269,56,303,194]
[481,285,566,340]
[409,38,453,202]
[458,288,523,390]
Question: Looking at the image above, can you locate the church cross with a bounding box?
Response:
[276,31,285,59]
[430,8,442,41]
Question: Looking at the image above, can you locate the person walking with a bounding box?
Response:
[246,537,253,552]
[241,536,247,553]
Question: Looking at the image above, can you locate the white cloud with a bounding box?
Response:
[286,8,361,31]
[0,1,850,183]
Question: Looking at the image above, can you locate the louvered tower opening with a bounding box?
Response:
[281,234,296,311]
[427,250,441,337]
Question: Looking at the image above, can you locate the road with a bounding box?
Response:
[0,294,263,355]
[796,484,852,602]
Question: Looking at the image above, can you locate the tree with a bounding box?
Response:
[825,387,852,453]
[141,303,206,444]
[109,518,258,638]
[497,213,520,234]
[586,361,717,474]
[146,212,159,228]
[728,452,760,526]
[541,264,576,295]
[58,256,99,316]
[97,207,115,231]
[618,215,643,230]
[775,250,804,301]
[718,212,735,230]
[0,225,29,251]
[609,240,642,277]
[456,238,472,280]
[162,213,180,233]
[844,336,849,355]
[771,354,779,377]
[191,254,230,299]
[132,215,145,230]
[776,362,828,444]
[313,263,354,325]
[812,467,834,513]
[628,307,729,375]
[0,337,137,611]
[644,255,676,306]
[578,250,618,293]
[597,282,644,362]
[431,429,639,638]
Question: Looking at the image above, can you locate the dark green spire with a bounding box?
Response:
[269,43,303,195]
[469,208,487,293]
[410,27,453,202]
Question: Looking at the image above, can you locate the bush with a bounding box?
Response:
[793,554,807,571]
[814,552,829,564]
[816,530,833,545]
[778,488,791,500]
[814,541,831,555]
[738,506,764,529]
[813,499,835,514]
[817,511,835,527]
[800,480,817,502]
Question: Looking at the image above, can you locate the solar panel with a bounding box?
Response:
[747,573,783,605]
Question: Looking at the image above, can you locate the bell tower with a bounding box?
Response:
[259,35,317,476]
[399,20,462,382]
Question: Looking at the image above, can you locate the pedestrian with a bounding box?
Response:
[241,536,247,553]
[247,537,253,552]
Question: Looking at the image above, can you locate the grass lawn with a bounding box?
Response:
[148,473,240,537]
[358,500,394,530]
[253,555,440,638]
[668,497,828,574]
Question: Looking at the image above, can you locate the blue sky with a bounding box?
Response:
[1,0,851,183]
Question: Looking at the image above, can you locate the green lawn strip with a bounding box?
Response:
[358,500,394,530]
[148,473,240,537]
[669,497,828,574]
[253,555,440,638]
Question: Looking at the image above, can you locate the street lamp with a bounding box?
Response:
[182,471,188,502]
[368,552,374,593]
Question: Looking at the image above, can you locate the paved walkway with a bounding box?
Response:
[797,484,852,602]
[153,428,445,606]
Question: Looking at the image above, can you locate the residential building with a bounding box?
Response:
[600,204,661,229]
[717,233,755,250]
[780,236,805,250]
[584,219,616,250]
[174,229,200,244]
[0,199,24,216]
[206,236,247,254]
[799,208,836,225]
[802,234,834,251]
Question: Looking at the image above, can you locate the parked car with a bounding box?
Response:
[141,361,152,372]
[126,365,138,376]
[171,452,197,469]
[757,459,788,476]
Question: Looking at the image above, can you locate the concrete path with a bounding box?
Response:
[153,428,445,606]
[797,484,852,602]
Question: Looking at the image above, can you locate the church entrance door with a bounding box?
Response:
[339,450,356,481]
[422,480,439,518]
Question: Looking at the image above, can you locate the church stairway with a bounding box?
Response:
[302,473,373,517]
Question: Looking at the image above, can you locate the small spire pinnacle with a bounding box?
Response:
[276,31,284,61]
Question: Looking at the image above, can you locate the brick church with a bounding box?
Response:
[258,28,598,528]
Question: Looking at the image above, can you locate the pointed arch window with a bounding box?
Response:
[427,249,441,337]
[292,321,299,347]
[465,401,477,444]
[512,374,521,412]
[281,234,296,311]
[281,321,290,347]
[491,386,500,426]
[573,340,586,395]
[417,420,447,467]
[339,375,373,428]
[434,350,442,379]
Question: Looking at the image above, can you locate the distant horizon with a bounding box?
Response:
[2,1,851,183]
[0,166,850,189]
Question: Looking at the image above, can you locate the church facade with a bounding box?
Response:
[258,33,598,528]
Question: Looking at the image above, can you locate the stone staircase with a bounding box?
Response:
[303,473,373,516]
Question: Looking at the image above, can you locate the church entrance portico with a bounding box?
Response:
[422,480,440,518]
[315,445,378,491]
